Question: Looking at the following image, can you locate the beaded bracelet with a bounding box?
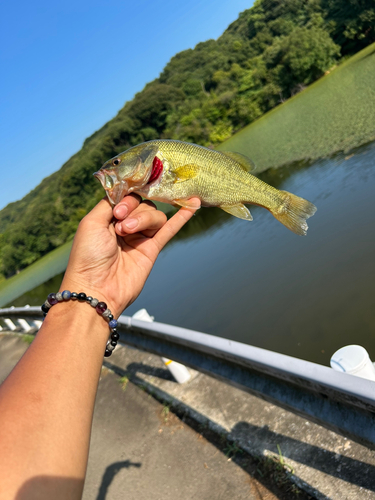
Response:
[41,291,119,357]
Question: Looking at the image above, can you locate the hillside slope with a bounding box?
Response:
[218,42,375,169]
[0,0,373,277]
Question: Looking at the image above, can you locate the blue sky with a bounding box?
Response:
[0,0,254,211]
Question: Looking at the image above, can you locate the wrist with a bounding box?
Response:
[42,290,121,358]
[59,278,128,319]
[44,299,108,334]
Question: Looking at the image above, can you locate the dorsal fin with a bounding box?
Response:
[221,151,256,173]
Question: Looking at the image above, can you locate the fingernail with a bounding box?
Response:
[123,218,138,229]
[115,222,124,235]
[115,205,128,219]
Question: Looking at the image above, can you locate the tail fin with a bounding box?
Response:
[272,190,317,236]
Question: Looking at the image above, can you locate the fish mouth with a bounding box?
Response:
[93,170,129,206]
[93,170,106,185]
[93,154,163,205]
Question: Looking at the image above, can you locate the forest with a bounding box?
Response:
[0,0,374,279]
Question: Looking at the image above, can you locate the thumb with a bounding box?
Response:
[85,197,114,226]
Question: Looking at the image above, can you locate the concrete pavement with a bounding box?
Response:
[3,330,375,499]
[0,333,307,500]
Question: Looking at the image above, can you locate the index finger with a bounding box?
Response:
[153,202,199,251]
[113,193,143,220]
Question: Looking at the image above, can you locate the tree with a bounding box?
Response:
[0,0,373,277]
[323,0,375,55]
[265,26,340,94]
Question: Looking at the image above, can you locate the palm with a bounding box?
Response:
[101,224,162,310]
[62,197,196,317]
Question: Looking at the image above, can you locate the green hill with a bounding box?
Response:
[0,0,374,278]
[218,42,375,170]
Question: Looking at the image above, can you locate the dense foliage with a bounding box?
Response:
[0,0,374,278]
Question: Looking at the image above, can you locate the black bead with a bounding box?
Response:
[108,314,114,321]
[41,304,50,314]
[111,332,119,341]
[86,296,93,302]
[43,313,47,318]
[104,349,112,357]
[78,292,87,301]
[110,340,117,347]
[71,292,78,300]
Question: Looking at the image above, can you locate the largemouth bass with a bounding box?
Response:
[94,139,316,235]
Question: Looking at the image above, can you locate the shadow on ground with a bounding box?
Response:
[105,359,314,500]
[231,422,375,493]
[95,460,142,500]
[106,356,375,498]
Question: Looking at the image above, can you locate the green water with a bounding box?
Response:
[2,43,375,362]
[0,240,72,307]
[3,142,375,368]
[219,43,375,172]
[3,43,375,312]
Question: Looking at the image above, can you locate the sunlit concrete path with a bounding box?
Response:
[3,331,375,499]
[0,334,297,500]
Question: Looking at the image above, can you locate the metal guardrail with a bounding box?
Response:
[1,306,375,449]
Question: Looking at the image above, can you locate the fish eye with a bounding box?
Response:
[112,158,121,166]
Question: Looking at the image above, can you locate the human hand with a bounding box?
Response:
[60,195,198,317]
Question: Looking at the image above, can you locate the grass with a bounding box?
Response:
[118,375,129,391]
[21,334,35,345]
[223,440,243,459]
[161,404,170,422]
[219,43,375,172]
[255,444,297,491]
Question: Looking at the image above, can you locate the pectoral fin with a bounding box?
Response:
[174,198,202,209]
[173,164,200,183]
[220,204,253,220]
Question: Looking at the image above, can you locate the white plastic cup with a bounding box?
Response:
[132,308,154,322]
[131,309,191,384]
[162,358,191,384]
[330,345,375,381]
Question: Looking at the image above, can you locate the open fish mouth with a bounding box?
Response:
[93,170,129,206]
[93,152,164,206]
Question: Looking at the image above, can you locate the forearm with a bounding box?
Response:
[0,196,196,500]
[0,299,110,499]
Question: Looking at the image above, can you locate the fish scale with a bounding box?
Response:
[144,140,276,205]
[94,139,317,235]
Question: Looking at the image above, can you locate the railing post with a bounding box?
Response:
[3,319,17,331]
[17,318,33,332]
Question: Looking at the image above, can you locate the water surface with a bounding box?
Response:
[5,142,375,365]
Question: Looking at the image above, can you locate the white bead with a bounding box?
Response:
[90,298,99,307]
[102,309,111,318]
[56,292,63,302]
[106,342,115,351]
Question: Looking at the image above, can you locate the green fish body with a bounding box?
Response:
[94,139,316,235]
